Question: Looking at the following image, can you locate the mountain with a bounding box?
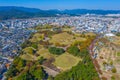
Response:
[63,9,120,15]
[0,6,60,20]
[0,6,120,20]
[0,6,42,13]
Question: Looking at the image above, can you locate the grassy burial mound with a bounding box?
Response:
[50,32,86,46]
[6,25,99,80]
[54,53,81,71]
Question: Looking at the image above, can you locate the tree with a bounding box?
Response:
[29,64,46,80]
[17,58,26,68]
[48,76,54,80]
[79,49,88,58]
[16,71,30,80]
[31,43,38,49]
[21,40,32,49]
[54,45,99,80]
[13,57,26,69]
[111,68,117,73]
[67,46,80,56]
[38,57,45,64]
[111,76,115,80]
[49,47,65,55]
[6,65,19,78]
[116,33,120,36]
[33,68,46,80]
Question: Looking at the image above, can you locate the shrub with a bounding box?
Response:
[67,46,80,56]
[49,47,65,55]
[111,68,117,73]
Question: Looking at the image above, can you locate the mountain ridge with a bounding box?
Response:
[0,6,120,20]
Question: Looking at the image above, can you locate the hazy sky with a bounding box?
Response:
[0,0,120,10]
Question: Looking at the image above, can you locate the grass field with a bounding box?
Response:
[21,47,53,61]
[50,32,86,45]
[37,48,55,59]
[54,53,81,71]
[30,33,44,42]
[20,53,36,61]
[23,47,33,54]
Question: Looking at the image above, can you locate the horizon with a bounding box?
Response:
[1,6,120,11]
[0,0,120,10]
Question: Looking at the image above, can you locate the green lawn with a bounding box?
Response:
[54,53,81,71]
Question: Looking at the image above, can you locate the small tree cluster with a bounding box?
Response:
[49,47,65,55]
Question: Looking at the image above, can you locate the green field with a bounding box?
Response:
[54,53,81,71]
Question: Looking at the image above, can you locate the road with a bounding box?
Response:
[89,35,102,80]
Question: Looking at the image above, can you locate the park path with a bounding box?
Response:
[42,65,59,77]
[89,35,102,80]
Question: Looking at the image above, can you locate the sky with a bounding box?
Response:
[0,0,120,10]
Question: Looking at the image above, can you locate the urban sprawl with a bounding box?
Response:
[0,15,120,79]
